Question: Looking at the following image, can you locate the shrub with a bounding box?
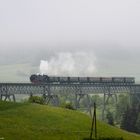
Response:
[61,102,75,110]
[28,96,45,104]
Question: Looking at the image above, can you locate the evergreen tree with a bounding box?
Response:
[120,106,129,130]
[106,110,114,126]
[135,113,140,133]
[120,105,138,132]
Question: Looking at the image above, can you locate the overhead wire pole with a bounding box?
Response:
[90,102,97,140]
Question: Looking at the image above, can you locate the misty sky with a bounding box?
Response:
[0,0,140,82]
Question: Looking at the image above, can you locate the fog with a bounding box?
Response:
[0,0,140,82]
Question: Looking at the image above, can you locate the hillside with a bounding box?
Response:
[0,101,140,140]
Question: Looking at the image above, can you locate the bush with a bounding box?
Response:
[61,102,75,110]
[28,96,45,104]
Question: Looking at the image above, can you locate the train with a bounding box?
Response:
[30,74,135,84]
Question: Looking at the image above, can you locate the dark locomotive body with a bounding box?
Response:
[30,74,135,84]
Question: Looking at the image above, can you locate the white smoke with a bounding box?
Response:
[39,52,97,76]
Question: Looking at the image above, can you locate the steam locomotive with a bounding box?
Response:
[30,74,135,84]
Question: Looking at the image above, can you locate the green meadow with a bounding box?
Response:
[0,101,140,140]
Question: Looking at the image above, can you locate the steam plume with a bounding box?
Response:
[39,52,97,76]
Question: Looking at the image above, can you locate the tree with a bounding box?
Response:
[115,94,130,124]
[106,110,114,125]
[135,113,140,133]
[120,105,138,132]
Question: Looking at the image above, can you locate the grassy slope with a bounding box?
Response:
[0,101,140,140]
